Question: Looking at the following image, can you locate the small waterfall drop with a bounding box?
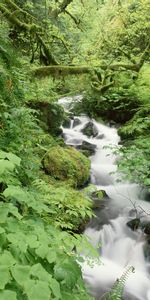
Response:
[59,97,150,300]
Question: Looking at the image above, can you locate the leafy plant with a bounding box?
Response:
[0,150,94,300]
[100,266,134,300]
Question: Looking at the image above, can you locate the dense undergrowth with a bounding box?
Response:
[117,66,150,191]
[0,0,150,299]
[0,29,95,300]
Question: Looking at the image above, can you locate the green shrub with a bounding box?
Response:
[33,179,93,231]
[118,136,150,190]
[28,100,64,136]
[0,150,94,300]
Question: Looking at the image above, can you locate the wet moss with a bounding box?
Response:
[43,145,90,187]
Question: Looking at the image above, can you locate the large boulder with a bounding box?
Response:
[43,145,90,187]
[73,117,82,127]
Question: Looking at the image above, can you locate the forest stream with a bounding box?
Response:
[59,96,150,300]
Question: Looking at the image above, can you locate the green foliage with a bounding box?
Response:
[33,179,93,230]
[0,150,93,300]
[0,1,149,299]
[28,100,64,135]
[0,26,94,300]
[43,145,90,187]
[118,136,150,190]
[118,107,150,139]
[74,80,140,122]
[117,67,150,190]
[102,267,134,300]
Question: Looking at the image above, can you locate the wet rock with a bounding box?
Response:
[92,190,108,201]
[126,218,140,231]
[73,117,81,127]
[97,133,105,139]
[77,141,97,156]
[128,209,137,217]
[67,138,83,145]
[144,191,150,202]
[142,222,150,235]
[81,121,98,137]
[144,241,150,261]
[109,120,116,127]
[91,190,108,209]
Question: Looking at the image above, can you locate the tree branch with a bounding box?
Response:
[33,65,92,77]
[50,0,74,18]
[0,0,58,65]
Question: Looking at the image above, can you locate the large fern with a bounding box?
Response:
[100,266,134,300]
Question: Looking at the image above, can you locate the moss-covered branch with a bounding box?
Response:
[136,43,150,71]
[0,0,58,65]
[0,3,30,30]
[33,65,92,77]
[33,57,148,78]
[4,0,33,19]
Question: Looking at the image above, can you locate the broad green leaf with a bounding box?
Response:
[0,266,11,289]
[11,265,30,285]
[46,249,57,264]
[24,279,50,300]
[7,233,28,252]
[0,151,21,166]
[50,278,61,299]
[0,160,15,175]
[0,251,16,266]
[30,263,52,282]
[0,290,17,300]
[3,186,27,201]
[7,204,22,220]
[0,227,5,234]
[0,205,9,223]
[61,292,77,300]
[54,259,81,289]
[26,235,39,249]
[0,203,21,223]
[35,244,49,258]
[5,153,21,166]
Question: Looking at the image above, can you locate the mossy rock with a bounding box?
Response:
[43,145,90,187]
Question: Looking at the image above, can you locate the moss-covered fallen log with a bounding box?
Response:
[33,65,92,77]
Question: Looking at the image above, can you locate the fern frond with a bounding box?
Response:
[100,266,134,300]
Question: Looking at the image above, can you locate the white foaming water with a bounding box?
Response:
[59,97,150,300]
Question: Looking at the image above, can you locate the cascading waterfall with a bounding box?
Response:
[59,97,150,300]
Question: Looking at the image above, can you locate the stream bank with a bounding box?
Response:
[59,96,150,300]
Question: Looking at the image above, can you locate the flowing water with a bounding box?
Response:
[59,97,150,300]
